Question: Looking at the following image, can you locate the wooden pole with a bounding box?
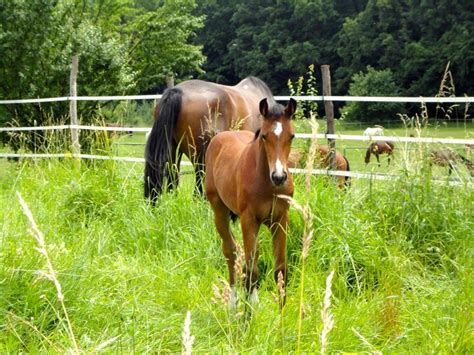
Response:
[321,65,336,170]
[166,75,175,88]
[69,55,80,157]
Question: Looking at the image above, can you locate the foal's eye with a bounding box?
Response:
[261,134,267,141]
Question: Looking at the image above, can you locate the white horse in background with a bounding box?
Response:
[363,126,384,136]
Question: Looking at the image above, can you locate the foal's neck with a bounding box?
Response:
[252,138,271,183]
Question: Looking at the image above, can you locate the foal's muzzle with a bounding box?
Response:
[271,171,288,186]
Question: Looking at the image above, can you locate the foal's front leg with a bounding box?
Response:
[268,211,289,306]
[241,213,261,305]
[209,197,238,308]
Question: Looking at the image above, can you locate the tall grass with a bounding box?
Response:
[0,153,472,352]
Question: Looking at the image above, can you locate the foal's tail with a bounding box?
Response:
[144,87,183,202]
[364,145,372,164]
[343,155,351,188]
[458,154,474,175]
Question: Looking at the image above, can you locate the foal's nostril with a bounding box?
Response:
[271,171,287,186]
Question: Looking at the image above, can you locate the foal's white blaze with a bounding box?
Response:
[275,159,284,175]
[273,122,283,137]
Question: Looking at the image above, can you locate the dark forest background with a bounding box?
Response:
[0,0,472,132]
[194,0,473,98]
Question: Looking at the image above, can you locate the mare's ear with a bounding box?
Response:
[259,98,269,117]
[285,98,297,118]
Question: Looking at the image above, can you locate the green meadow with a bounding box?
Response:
[0,121,473,352]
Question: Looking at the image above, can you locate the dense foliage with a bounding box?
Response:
[341,66,405,122]
[0,0,204,130]
[196,0,473,99]
[0,0,473,135]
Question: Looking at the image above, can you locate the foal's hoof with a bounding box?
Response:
[229,286,239,311]
[249,288,260,307]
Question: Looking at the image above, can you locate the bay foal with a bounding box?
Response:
[205,98,296,307]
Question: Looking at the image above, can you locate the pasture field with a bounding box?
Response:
[0,121,473,352]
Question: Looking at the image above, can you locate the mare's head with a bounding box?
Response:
[258,98,296,186]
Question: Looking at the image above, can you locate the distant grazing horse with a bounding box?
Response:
[365,141,395,166]
[429,149,474,176]
[315,145,351,188]
[144,77,274,202]
[363,126,384,136]
[289,146,351,188]
[205,98,296,308]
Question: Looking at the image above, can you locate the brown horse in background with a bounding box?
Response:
[429,149,474,176]
[289,145,351,188]
[315,145,351,188]
[365,141,395,166]
[205,98,296,307]
[144,77,274,202]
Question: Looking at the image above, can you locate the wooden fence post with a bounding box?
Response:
[321,65,337,170]
[166,75,175,88]
[69,55,80,157]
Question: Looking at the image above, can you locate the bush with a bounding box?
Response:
[341,66,405,123]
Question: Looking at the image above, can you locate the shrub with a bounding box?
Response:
[341,66,405,123]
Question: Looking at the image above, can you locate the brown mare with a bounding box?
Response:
[365,141,395,166]
[144,77,274,202]
[429,149,474,176]
[205,98,296,307]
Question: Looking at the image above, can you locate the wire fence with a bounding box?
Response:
[1,94,473,187]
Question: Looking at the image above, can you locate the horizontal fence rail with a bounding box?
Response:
[2,125,473,145]
[0,152,470,187]
[1,94,473,187]
[1,95,473,104]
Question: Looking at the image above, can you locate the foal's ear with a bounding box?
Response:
[285,98,297,118]
[259,98,269,117]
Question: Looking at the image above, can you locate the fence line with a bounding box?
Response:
[0,152,470,187]
[2,124,473,145]
[1,93,472,186]
[1,95,473,105]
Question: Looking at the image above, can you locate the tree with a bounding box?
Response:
[336,0,474,97]
[195,0,344,94]
[0,0,205,148]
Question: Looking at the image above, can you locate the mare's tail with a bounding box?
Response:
[144,87,183,202]
[343,155,351,188]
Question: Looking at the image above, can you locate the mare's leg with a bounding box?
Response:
[193,154,206,197]
[375,153,381,167]
[387,153,392,166]
[241,213,261,304]
[267,212,289,307]
[167,151,182,191]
